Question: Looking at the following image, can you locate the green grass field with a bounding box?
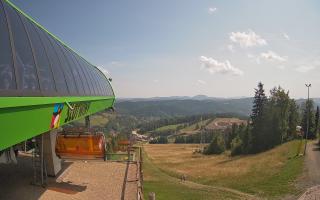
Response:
[180,119,211,132]
[144,140,304,199]
[155,123,185,132]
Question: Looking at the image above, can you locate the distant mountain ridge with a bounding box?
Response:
[115,96,320,118]
[116,95,250,102]
[115,97,254,118]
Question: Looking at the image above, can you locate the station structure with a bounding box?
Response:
[0,0,115,179]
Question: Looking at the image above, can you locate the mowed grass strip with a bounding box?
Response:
[144,140,304,199]
[155,123,185,132]
[143,150,243,200]
[180,119,211,132]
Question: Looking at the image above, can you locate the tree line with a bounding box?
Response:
[204,82,320,156]
[138,113,247,134]
[174,130,218,144]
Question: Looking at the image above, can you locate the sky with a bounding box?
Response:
[11,0,320,98]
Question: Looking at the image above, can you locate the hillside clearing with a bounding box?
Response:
[155,123,185,132]
[205,118,247,131]
[180,119,211,133]
[143,150,247,200]
[144,141,304,199]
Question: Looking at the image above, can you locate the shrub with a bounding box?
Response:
[203,135,225,155]
[231,136,243,156]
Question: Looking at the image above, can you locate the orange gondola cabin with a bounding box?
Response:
[55,128,106,160]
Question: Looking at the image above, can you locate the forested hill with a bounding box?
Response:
[114,97,320,118]
[115,98,254,118]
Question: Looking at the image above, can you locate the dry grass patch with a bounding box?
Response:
[143,148,244,200]
[144,141,304,198]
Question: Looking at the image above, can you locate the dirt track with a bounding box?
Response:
[304,142,320,185]
[298,141,320,200]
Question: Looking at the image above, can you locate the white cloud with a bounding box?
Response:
[295,65,315,73]
[227,44,234,52]
[153,79,159,83]
[199,56,243,76]
[277,65,286,70]
[247,53,262,64]
[197,80,206,85]
[230,30,267,48]
[208,7,217,14]
[260,51,287,62]
[282,32,290,40]
[247,54,254,58]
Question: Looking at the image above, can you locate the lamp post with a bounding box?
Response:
[303,83,311,156]
[200,116,203,150]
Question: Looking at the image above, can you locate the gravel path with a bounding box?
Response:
[304,142,320,185]
[124,163,138,200]
[298,141,320,200]
[298,185,320,200]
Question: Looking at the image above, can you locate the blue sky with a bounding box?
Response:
[11,0,320,98]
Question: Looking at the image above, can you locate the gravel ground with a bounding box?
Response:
[41,161,127,200]
[0,154,138,200]
[124,163,138,200]
[297,142,320,200]
[298,185,320,200]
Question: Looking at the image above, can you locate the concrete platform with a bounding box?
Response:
[0,153,138,200]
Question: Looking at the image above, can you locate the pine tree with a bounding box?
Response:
[249,82,267,153]
[251,82,267,123]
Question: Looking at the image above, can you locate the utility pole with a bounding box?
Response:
[304,83,311,156]
[200,116,203,150]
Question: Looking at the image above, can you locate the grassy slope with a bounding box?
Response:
[180,119,211,132]
[155,123,185,132]
[143,150,242,200]
[198,140,304,198]
[144,140,304,199]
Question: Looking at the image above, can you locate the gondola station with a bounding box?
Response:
[0,0,115,185]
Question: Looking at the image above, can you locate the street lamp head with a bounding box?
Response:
[305,83,311,87]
